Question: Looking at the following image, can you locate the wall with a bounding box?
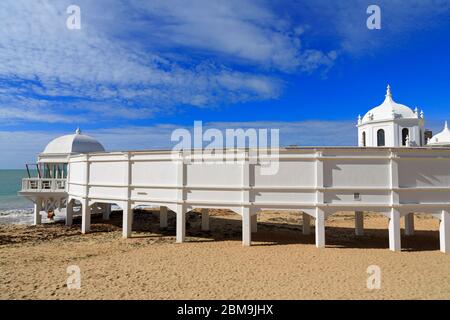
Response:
[67,147,450,216]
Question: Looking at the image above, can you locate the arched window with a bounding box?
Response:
[362,131,366,147]
[402,128,409,146]
[377,129,385,147]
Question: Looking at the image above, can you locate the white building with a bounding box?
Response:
[357,85,425,147]
[20,86,450,253]
[427,121,450,147]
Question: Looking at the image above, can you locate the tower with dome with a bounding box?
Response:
[357,85,425,147]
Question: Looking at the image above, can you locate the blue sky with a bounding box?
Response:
[1,0,450,168]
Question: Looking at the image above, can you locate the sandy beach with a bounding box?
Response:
[0,209,449,300]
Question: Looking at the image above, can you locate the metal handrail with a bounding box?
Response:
[21,178,67,192]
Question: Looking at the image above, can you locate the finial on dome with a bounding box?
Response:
[420,110,424,119]
[76,127,81,134]
[386,84,392,98]
[357,114,362,125]
[445,121,449,130]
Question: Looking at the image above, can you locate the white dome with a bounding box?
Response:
[361,85,419,123]
[428,122,450,147]
[42,128,105,154]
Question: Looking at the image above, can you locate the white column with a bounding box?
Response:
[439,210,449,254]
[251,213,257,233]
[405,212,415,236]
[33,198,42,225]
[355,211,364,236]
[160,206,168,229]
[302,212,311,235]
[66,200,73,227]
[242,207,251,246]
[122,202,133,239]
[315,207,325,248]
[81,199,91,234]
[389,208,401,252]
[201,208,210,231]
[176,205,186,243]
[103,203,111,220]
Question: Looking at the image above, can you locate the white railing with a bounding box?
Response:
[21,178,67,192]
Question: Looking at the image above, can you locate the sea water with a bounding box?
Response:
[0,170,35,224]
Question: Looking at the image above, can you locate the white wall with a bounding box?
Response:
[68,148,450,215]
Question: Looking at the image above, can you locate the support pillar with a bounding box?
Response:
[176,205,186,243]
[439,210,449,254]
[405,212,415,236]
[81,199,91,234]
[315,208,325,248]
[103,203,111,220]
[122,202,133,238]
[201,208,210,231]
[355,211,364,236]
[33,198,42,225]
[242,207,251,246]
[302,212,311,235]
[160,206,168,229]
[66,200,73,227]
[251,214,257,233]
[389,208,401,252]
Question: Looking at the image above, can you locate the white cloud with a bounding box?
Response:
[0,0,335,124]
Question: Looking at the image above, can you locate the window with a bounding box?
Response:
[362,131,366,147]
[402,128,409,146]
[377,129,385,146]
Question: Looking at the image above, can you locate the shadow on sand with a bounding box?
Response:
[56,209,441,252]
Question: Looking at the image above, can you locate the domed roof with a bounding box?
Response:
[360,85,420,124]
[428,122,450,147]
[42,128,105,155]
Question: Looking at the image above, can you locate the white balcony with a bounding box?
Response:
[21,178,67,193]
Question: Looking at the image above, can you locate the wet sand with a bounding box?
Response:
[0,210,449,299]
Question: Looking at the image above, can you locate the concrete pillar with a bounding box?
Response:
[66,200,73,226]
[355,211,364,236]
[160,206,168,229]
[122,202,133,239]
[201,208,210,231]
[176,205,186,243]
[242,207,251,246]
[251,214,257,233]
[439,210,449,254]
[33,198,42,225]
[389,208,401,252]
[315,208,325,248]
[405,212,415,236]
[302,212,311,235]
[81,199,91,234]
[103,203,111,220]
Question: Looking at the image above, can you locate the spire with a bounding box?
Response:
[75,127,81,134]
[445,121,449,131]
[386,84,392,99]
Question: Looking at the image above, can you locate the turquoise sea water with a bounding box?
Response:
[0,170,35,224]
[0,170,33,210]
